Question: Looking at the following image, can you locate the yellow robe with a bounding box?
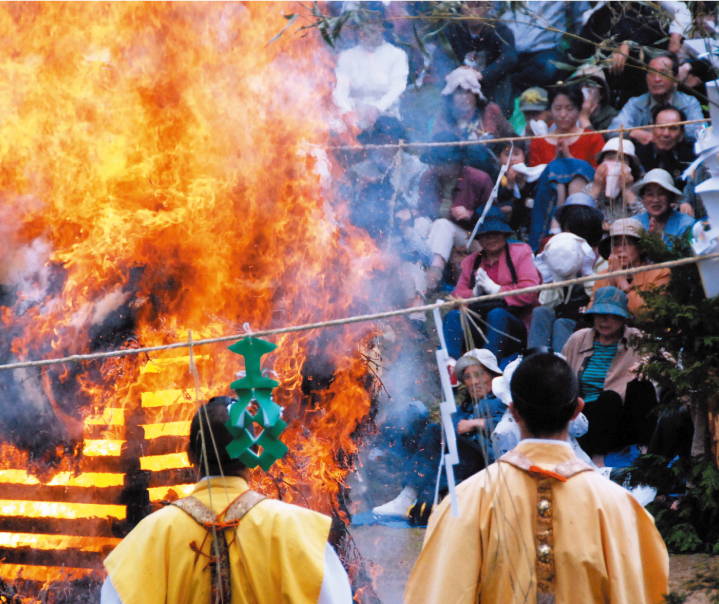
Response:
[404,441,669,604]
[104,476,331,604]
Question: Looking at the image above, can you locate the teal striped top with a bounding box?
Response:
[581,342,618,403]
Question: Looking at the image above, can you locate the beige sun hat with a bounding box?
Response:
[598,217,644,259]
[630,168,685,200]
[454,349,502,381]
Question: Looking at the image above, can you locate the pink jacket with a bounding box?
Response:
[453,243,541,312]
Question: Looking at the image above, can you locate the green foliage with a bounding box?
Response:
[617,233,719,554]
[633,233,719,407]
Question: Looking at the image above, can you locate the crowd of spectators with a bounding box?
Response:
[328,1,717,521]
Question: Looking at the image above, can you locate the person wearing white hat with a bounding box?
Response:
[371,349,503,523]
[585,137,646,224]
[593,217,671,316]
[528,232,594,351]
[436,66,514,145]
[631,167,695,244]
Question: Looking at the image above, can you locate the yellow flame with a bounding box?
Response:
[0,564,93,583]
[0,532,120,552]
[140,355,209,374]
[0,470,123,487]
[140,452,190,471]
[148,484,195,501]
[82,440,123,456]
[142,421,191,439]
[0,500,125,520]
[141,389,188,407]
[84,408,125,426]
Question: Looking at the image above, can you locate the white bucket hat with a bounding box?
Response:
[630,167,685,200]
[454,348,502,381]
[595,137,639,163]
[491,357,520,406]
[442,67,486,101]
[542,232,587,282]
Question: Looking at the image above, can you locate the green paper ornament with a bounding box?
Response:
[224,336,287,470]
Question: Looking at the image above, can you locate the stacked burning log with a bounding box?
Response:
[0,2,385,601]
[0,354,199,596]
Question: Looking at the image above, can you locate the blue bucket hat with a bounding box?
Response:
[584,286,630,318]
[476,206,514,235]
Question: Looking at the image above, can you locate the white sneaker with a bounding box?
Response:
[372,486,418,518]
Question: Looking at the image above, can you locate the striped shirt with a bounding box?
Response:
[581,342,618,403]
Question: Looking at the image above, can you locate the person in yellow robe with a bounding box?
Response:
[101,397,353,604]
[404,352,669,604]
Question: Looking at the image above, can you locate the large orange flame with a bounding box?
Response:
[0,1,383,592]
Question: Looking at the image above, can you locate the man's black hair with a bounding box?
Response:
[651,103,686,130]
[188,396,247,476]
[510,353,579,437]
[547,83,584,112]
[650,51,679,77]
[559,205,605,248]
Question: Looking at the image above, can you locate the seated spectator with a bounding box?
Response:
[333,14,409,130]
[575,3,691,107]
[420,133,493,292]
[489,352,594,466]
[572,65,619,132]
[528,231,594,351]
[347,117,428,234]
[562,286,659,467]
[609,52,703,144]
[500,1,590,98]
[444,1,517,115]
[634,103,696,194]
[553,192,605,252]
[434,67,512,178]
[529,157,595,250]
[515,87,550,136]
[443,208,540,362]
[631,168,695,243]
[527,84,605,168]
[493,140,530,216]
[584,138,645,224]
[678,57,717,110]
[492,140,542,242]
[593,218,671,316]
[371,349,503,520]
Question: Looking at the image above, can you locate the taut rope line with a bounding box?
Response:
[0,251,715,372]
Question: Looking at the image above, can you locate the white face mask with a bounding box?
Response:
[529,119,548,136]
